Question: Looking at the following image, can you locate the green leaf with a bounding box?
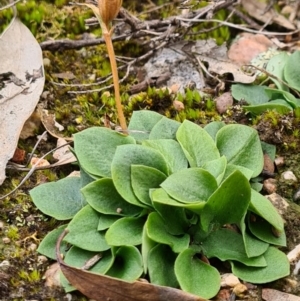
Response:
[175,248,220,299]
[61,247,114,292]
[82,178,142,216]
[176,120,220,167]
[160,168,217,203]
[111,144,168,207]
[231,247,290,283]
[240,217,269,258]
[202,156,227,185]
[37,225,68,260]
[152,202,190,235]
[106,246,143,281]
[216,124,264,177]
[148,244,178,288]
[74,127,135,178]
[64,205,110,252]
[131,165,167,207]
[223,164,253,181]
[151,188,206,215]
[243,100,293,115]
[201,229,266,267]
[265,88,300,108]
[105,216,145,246]
[248,214,286,246]
[141,226,157,273]
[266,52,289,91]
[143,139,188,173]
[204,121,225,140]
[146,212,189,253]
[284,50,300,91]
[149,117,181,139]
[249,189,284,232]
[231,84,270,105]
[201,170,251,232]
[98,215,120,231]
[30,177,85,220]
[128,110,163,141]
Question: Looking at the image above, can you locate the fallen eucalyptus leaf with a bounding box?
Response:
[0,18,45,184]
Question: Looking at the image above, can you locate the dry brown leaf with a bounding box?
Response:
[190,40,256,84]
[262,288,300,301]
[41,109,73,141]
[0,18,45,185]
[241,0,295,31]
[52,138,76,166]
[56,229,208,301]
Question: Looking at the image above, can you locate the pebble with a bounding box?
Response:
[274,156,284,167]
[0,220,4,230]
[173,100,185,111]
[215,92,233,114]
[43,58,51,67]
[281,170,297,182]
[28,243,37,252]
[0,260,10,268]
[220,273,240,287]
[263,178,277,194]
[37,255,48,265]
[2,237,10,244]
[232,283,248,297]
[293,188,300,202]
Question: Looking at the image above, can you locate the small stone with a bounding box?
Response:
[221,273,240,287]
[293,188,300,202]
[0,260,10,268]
[44,262,62,288]
[0,220,5,230]
[263,154,275,174]
[232,283,248,297]
[28,243,37,252]
[43,58,51,67]
[37,256,48,265]
[2,237,10,244]
[263,178,277,194]
[274,156,284,167]
[281,170,297,182]
[173,100,185,111]
[215,92,233,114]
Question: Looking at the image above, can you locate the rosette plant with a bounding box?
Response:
[30,111,289,299]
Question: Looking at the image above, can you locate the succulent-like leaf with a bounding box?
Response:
[216,124,263,177]
[128,110,163,141]
[148,244,178,288]
[30,177,85,220]
[105,216,145,246]
[175,248,220,299]
[111,144,168,206]
[201,156,227,185]
[201,229,266,267]
[160,168,217,203]
[106,246,143,281]
[146,212,189,253]
[176,120,220,167]
[284,50,300,91]
[204,121,225,140]
[249,189,284,232]
[201,170,251,232]
[143,139,188,173]
[64,205,110,252]
[98,215,120,231]
[37,224,68,260]
[231,247,290,283]
[74,127,135,178]
[82,178,143,215]
[149,117,181,140]
[131,165,167,207]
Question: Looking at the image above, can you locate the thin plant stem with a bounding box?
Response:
[103,30,127,132]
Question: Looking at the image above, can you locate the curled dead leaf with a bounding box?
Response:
[56,229,208,301]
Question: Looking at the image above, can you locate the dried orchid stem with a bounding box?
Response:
[103,28,127,132]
